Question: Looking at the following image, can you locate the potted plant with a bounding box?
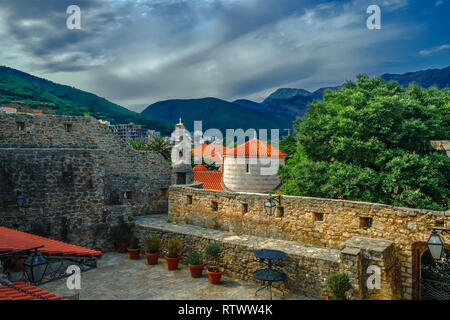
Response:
[110,216,133,253]
[327,273,352,300]
[164,237,182,270]
[145,236,161,265]
[127,236,141,259]
[188,252,204,278]
[204,242,224,284]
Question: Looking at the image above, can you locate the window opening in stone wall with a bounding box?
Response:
[211,201,218,211]
[314,212,324,221]
[360,217,373,229]
[242,203,248,214]
[187,195,193,204]
[64,123,72,132]
[123,191,132,199]
[16,122,25,131]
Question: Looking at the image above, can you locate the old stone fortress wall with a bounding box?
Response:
[0,113,171,250]
[0,112,448,300]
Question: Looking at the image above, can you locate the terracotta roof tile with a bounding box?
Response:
[230,138,287,157]
[193,164,208,171]
[192,144,232,163]
[0,227,103,257]
[0,282,67,300]
[193,171,223,191]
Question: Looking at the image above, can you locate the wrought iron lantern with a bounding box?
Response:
[426,228,449,260]
[264,195,281,216]
[24,250,48,283]
[16,191,24,207]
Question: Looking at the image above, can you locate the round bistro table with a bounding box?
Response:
[253,249,287,300]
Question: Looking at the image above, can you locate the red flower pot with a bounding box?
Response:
[206,266,224,284]
[115,242,129,253]
[128,248,140,259]
[165,257,180,270]
[145,252,159,265]
[188,264,205,278]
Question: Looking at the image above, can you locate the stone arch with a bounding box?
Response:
[412,241,450,300]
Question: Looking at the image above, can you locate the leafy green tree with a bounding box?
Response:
[280,75,449,211]
[147,137,172,161]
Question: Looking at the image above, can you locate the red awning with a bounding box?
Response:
[0,227,103,257]
[0,281,67,300]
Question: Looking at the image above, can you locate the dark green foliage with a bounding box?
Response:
[279,135,297,160]
[188,252,203,266]
[128,236,140,249]
[110,216,134,243]
[166,237,182,258]
[327,273,352,300]
[145,236,162,253]
[129,137,171,161]
[0,66,173,135]
[280,75,450,211]
[204,242,221,266]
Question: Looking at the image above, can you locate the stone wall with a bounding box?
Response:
[168,184,449,299]
[0,113,171,250]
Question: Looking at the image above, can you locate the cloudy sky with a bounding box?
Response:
[0,0,449,111]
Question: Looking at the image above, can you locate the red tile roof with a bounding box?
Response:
[230,138,287,157]
[193,171,223,191]
[0,227,103,257]
[0,281,67,300]
[192,144,232,163]
[193,164,208,171]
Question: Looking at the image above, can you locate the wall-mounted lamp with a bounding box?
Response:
[427,228,450,260]
[264,195,281,216]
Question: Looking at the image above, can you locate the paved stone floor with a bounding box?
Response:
[40,253,312,300]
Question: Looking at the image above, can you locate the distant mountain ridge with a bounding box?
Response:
[233,66,450,123]
[0,66,174,135]
[141,97,289,133]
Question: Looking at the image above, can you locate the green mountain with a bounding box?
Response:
[141,97,290,133]
[257,66,450,123]
[0,66,173,135]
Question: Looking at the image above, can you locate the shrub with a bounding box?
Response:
[110,216,133,243]
[188,252,203,266]
[128,236,140,250]
[145,236,161,253]
[327,273,352,300]
[166,237,182,258]
[204,242,221,266]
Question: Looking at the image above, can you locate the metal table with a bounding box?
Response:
[253,249,287,300]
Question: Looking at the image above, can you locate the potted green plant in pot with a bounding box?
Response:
[188,252,204,278]
[145,236,161,265]
[204,242,224,284]
[327,273,352,300]
[127,236,141,259]
[164,237,182,270]
[110,216,133,253]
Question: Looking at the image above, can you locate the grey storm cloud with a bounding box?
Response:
[0,0,412,110]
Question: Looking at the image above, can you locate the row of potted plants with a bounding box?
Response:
[113,229,225,284]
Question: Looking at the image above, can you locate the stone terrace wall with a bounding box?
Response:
[0,113,171,250]
[169,184,449,299]
[0,148,109,248]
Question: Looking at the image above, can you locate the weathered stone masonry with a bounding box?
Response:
[168,184,449,299]
[0,113,171,250]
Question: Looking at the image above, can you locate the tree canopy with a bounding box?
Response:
[280,75,449,211]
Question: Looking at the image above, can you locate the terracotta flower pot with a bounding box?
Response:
[128,248,140,259]
[188,264,205,278]
[165,256,180,270]
[206,266,224,284]
[145,252,159,265]
[115,242,129,253]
